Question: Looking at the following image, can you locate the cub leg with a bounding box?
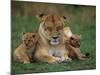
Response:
[70,46,86,60]
[22,55,30,64]
[14,51,30,64]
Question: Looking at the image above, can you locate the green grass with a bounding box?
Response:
[11,14,96,75]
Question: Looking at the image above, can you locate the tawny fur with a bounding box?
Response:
[13,32,37,63]
[34,14,71,63]
[63,27,86,60]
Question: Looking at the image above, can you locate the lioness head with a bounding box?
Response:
[22,32,37,49]
[37,14,67,45]
[69,35,81,48]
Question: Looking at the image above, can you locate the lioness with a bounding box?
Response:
[13,32,37,63]
[34,14,72,63]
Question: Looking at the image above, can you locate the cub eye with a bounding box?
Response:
[32,35,35,38]
[70,37,74,40]
[28,40,31,42]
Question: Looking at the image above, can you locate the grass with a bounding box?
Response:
[11,14,96,75]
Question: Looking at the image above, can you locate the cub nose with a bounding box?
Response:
[53,36,58,39]
[76,44,80,48]
[26,44,28,46]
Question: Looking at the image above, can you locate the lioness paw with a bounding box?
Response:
[65,57,72,62]
[55,57,62,63]
[61,57,72,63]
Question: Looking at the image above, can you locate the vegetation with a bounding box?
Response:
[11,1,96,75]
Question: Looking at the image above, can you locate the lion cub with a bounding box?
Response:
[13,32,37,63]
[65,35,83,59]
[63,27,89,60]
[66,35,89,60]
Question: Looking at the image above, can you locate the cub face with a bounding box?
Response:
[69,35,81,48]
[38,14,67,45]
[22,32,37,49]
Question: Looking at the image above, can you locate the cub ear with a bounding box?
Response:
[79,35,82,38]
[36,13,45,21]
[75,34,81,38]
[21,32,25,41]
[22,32,25,35]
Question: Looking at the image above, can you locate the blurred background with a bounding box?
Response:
[11,1,95,21]
[11,1,96,34]
[11,1,96,74]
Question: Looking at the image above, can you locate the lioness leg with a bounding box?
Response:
[35,50,60,63]
[60,50,72,62]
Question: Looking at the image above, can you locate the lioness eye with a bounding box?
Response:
[57,26,63,31]
[47,27,52,31]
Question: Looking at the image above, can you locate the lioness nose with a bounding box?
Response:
[77,44,80,48]
[26,44,28,46]
[53,36,58,39]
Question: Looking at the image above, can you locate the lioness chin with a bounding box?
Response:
[35,14,72,63]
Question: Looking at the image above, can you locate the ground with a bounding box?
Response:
[11,14,96,75]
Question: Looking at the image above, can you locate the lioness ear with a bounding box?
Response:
[32,34,35,38]
[36,13,45,21]
[61,16,67,22]
[32,33,36,38]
